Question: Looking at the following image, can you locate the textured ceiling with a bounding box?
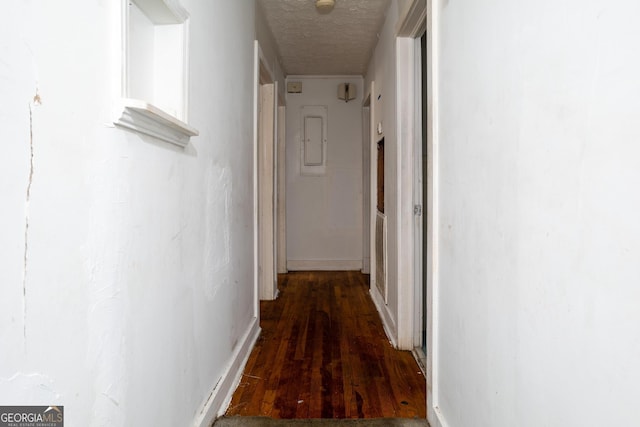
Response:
[258,0,391,76]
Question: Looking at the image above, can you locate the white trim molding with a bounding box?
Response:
[253,40,261,317]
[395,34,418,351]
[255,44,277,302]
[396,3,438,427]
[114,99,198,147]
[193,319,261,427]
[370,285,398,348]
[114,0,197,146]
[287,259,363,271]
[368,81,378,315]
[425,1,440,427]
[396,0,427,37]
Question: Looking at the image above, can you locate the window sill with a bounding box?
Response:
[114,98,198,147]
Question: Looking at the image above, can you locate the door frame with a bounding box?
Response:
[254,41,278,304]
[362,93,372,274]
[412,29,427,366]
[395,0,427,350]
[367,80,378,300]
[276,101,287,274]
[395,1,442,427]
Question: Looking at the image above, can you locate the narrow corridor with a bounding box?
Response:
[226,271,426,419]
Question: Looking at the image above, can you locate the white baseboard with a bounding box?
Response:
[287,259,362,271]
[361,257,370,274]
[193,318,261,427]
[369,285,397,348]
[431,405,449,427]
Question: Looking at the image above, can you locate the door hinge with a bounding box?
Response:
[414,204,422,216]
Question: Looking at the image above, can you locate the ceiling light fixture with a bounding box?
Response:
[315,0,335,14]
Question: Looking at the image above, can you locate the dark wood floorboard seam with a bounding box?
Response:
[225,271,426,419]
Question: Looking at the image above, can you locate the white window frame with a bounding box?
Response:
[114,0,198,147]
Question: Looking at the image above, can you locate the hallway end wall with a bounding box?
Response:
[285,77,364,271]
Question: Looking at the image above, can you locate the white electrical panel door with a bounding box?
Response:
[304,116,324,166]
[300,106,327,175]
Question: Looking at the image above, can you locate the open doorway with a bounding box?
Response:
[255,42,278,301]
[413,30,428,371]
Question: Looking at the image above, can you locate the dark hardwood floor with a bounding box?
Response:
[225,271,426,419]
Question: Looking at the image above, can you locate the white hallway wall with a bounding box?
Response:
[286,77,364,270]
[435,0,640,426]
[364,2,402,344]
[0,1,257,426]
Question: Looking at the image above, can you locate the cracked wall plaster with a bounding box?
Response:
[22,90,40,344]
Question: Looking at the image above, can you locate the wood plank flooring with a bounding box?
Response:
[226,271,426,419]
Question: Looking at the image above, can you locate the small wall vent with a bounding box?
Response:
[287,82,302,93]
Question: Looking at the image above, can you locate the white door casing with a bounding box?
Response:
[254,42,278,302]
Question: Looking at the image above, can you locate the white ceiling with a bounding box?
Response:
[258,0,391,76]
